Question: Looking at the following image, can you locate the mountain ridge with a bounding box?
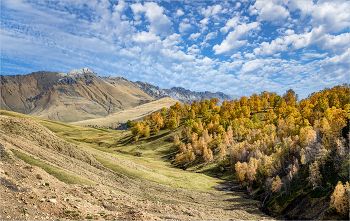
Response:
[133,81,240,104]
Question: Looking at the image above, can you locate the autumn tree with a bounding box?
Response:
[167,118,177,131]
[308,161,323,189]
[330,181,349,216]
[265,109,276,123]
[271,175,283,196]
[247,158,258,186]
[127,120,134,128]
[273,95,282,109]
[283,89,298,107]
[203,145,213,162]
[173,134,181,149]
[132,122,143,139]
[161,107,167,116]
[217,143,226,162]
[235,161,248,185]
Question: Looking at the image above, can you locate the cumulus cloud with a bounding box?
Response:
[176,9,184,17]
[249,1,290,22]
[220,16,240,34]
[214,22,260,54]
[189,33,201,41]
[133,31,160,43]
[179,22,192,33]
[131,2,173,36]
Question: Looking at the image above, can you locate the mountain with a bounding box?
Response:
[133,81,240,104]
[1,68,154,122]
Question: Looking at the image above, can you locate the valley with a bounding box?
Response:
[0,110,270,220]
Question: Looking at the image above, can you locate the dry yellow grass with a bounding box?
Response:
[71,97,180,127]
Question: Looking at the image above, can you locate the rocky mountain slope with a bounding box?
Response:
[133,81,240,104]
[1,68,154,122]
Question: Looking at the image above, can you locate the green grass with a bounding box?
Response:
[1,110,115,146]
[11,149,95,185]
[276,192,299,206]
[309,186,332,198]
[94,154,219,190]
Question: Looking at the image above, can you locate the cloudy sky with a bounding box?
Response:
[1,1,349,98]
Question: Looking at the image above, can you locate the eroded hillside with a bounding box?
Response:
[1,68,154,122]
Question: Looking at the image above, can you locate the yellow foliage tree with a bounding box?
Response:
[271,175,282,196]
[330,181,349,216]
[308,161,323,189]
[235,161,248,185]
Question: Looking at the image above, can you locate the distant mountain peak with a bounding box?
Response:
[67,68,97,78]
[133,81,240,104]
[108,76,127,81]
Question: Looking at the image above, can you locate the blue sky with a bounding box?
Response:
[1,1,349,99]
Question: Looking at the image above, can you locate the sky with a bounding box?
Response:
[1,0,349,99]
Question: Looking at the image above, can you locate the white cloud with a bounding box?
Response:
[189,33,201,41]
[201,4,223,18]
[244,53,255,59]
[179,22,192,33]
[162,33,182,48]
[233,2,241,10]
[130,2,173,36]
[160,49,195,62]
[201,31,217,48]
[301,52,327,60]
[289,1,349,33]
[285,29,294,35]
[214,22,260,54]
[200,18,209,26]
[220,16,240,34]
[230,52,243,60]
[204,32,217,41]
[187,45,200,55]
[176,9,184,17]
[249,1,290,22]
[133,31,160,43]
[240,59,264,73]
[254,27,350,57]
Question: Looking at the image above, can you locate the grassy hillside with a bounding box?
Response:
[1,109,271,220]
[71,97,180,127]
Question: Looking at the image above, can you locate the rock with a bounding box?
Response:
[48,199,57,203]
